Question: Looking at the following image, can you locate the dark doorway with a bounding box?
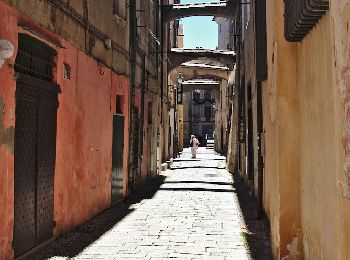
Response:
[112,115,125,203]
[13,34,59,257]
[129,107,140,189]
[221,125,224,153]
[247,83,254,182]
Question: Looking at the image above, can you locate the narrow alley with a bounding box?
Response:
[3,0,350,259]
[27,148,272,260]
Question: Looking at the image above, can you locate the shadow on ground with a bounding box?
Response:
[27,166,273,260]
[232,174,274,260]
[158,187,236,193]
[26,175,166,260]
[170,166,223,170]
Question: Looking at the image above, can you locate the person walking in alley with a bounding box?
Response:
[190,135,199,158]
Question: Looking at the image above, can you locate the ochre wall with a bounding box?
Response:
[331,1,350,258]
[263,0,301,258]
[263,1,350,258]
[297,13,339,259]
[0,2,130,258]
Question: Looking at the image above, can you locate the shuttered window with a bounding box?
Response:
[284,0,329,42]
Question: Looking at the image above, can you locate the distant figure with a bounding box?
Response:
[190,135,199,158]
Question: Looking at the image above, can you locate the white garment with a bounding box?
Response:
[190,137,199,158]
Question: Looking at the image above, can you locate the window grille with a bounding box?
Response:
[15,34,56,82]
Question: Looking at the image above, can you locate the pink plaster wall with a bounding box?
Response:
[0,2,130,257]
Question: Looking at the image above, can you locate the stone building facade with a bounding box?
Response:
[0,0,170,258]
[229,0,350,259]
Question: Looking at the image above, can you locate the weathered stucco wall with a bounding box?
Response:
[215,80,229,153]
[0,2,130,257]
[263,1,350,258]
[0,2,16,258]
[263,0,301,258]
[54,45,130,233]
[330,0,350,258]
[4,0,129,75]
[297,13,339,259]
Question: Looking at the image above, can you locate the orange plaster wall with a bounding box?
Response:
[0,1,130,257]
[0,2,18,259]
[54,44,130,233]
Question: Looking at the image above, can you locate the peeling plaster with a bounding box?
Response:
[281,236,301,260]
[0,97,14,154]
[334,0,350,199]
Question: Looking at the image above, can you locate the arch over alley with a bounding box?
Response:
[169,62,232,82]
[162,1,238,23]
[168,48,236,72]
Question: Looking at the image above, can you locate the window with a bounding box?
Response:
[192,90,200,100]
[204,91,212,100]
[192,104,201,116]
[148,102,152,124]
[116,95,123,114]
[63,63,71,80]
[113,0,127,20]
[204,106,212,122]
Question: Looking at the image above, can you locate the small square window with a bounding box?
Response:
[113,0,127,20]
[116,95,123,114]
[148,102,152,124]
[63,63,71,80]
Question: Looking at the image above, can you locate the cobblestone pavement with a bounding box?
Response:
[28,148,272,260]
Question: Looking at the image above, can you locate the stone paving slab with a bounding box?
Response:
[69,149,249,260]
[28,148,273,260]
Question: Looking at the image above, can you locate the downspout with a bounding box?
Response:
[160,1,165,163]
[128,0,137,191]
[138,56,146,179]
[160,2,164,125]
[173,86,177,157]
[234,4,242,174]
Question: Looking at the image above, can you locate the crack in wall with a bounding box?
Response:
[333,0,350,199]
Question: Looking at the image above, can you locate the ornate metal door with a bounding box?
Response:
[36,86,58,244]
[13,82,38,256]
[13,34,59,257]
[111,115,124,202]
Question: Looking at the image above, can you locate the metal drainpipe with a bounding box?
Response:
[234,5,242,174]
[129,0,137,191]
[138,56,146,179]
[160,2,164,124]
[160,1,165,163]
[83,0,89,54]
[174,86,177,157]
